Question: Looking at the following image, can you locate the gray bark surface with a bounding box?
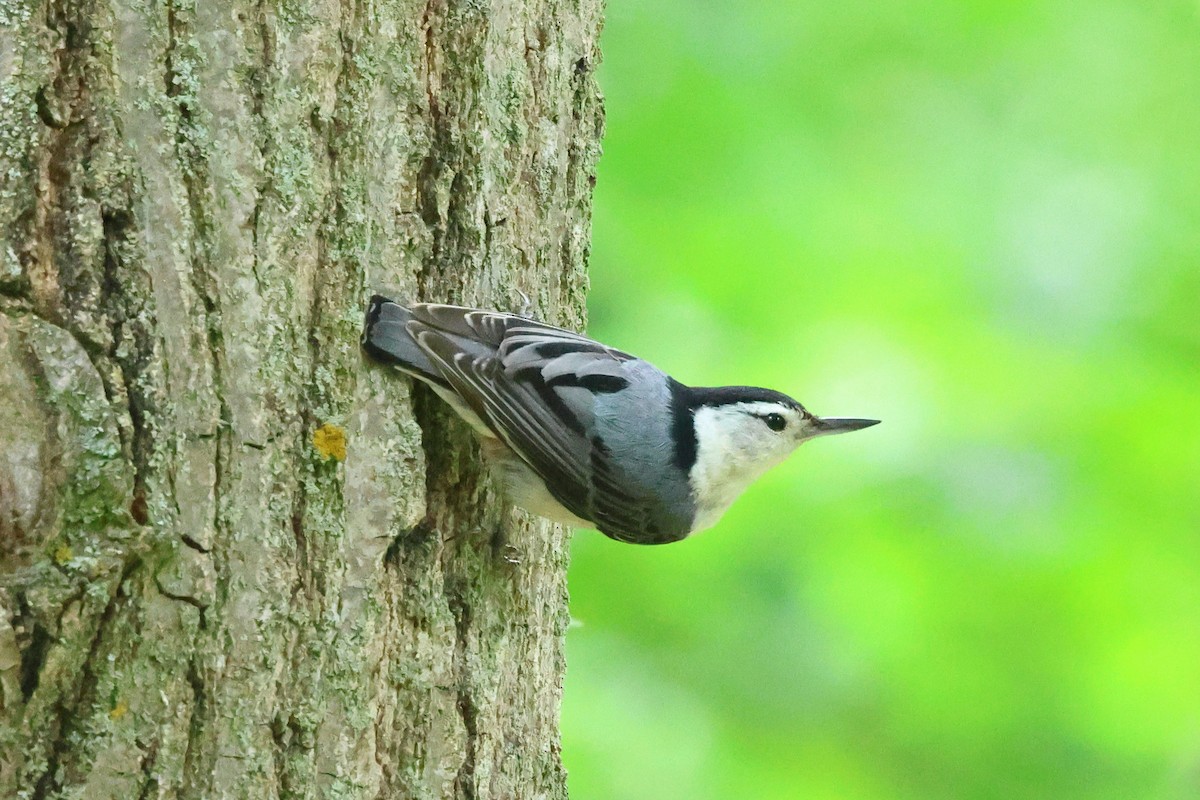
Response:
[0,0,604,795]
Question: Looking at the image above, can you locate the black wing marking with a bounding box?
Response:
[412,327,598,520]
[408,304,691,544]
[408,304,682,542]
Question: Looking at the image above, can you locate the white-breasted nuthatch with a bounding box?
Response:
[362,297,879,545]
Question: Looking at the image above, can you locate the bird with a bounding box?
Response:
[361,296,879,545]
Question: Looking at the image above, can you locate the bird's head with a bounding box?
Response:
[687,387,879,530]
[692,387,878,464]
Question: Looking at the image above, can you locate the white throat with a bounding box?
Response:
[688,404,793,533]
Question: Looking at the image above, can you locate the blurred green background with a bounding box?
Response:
[561,1,1200,798]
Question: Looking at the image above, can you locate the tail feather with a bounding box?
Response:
[361,296,447,387]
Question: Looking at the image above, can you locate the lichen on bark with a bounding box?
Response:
[0,0,604,796]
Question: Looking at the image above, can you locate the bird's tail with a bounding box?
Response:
[361,296,447,387]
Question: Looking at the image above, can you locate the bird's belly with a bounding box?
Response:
[689,501,732,535]
[481,439,593,528]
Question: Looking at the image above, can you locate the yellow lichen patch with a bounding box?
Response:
[313,423,347,462]
[53,544,73,565]
[109,699,128,720]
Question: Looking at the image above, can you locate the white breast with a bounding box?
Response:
[688,404,791,533]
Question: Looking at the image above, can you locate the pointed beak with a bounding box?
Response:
[811,416,881,436]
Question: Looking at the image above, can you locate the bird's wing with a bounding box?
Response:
[586,436,685,544]
[407,305,672,541]
[407,303,608,351]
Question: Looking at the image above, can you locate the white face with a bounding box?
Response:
[705,400,818,463]
[688,400,820,532]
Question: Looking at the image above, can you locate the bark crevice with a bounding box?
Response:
[29,557,142,800]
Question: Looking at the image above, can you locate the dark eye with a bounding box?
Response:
[762,413,787,432]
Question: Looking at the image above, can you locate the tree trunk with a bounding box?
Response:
[0,0,603,795]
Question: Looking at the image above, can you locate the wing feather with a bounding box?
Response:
[413,329,595,517]
[406,304,677,542]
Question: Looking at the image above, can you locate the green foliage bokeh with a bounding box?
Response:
[562,2,1200,798]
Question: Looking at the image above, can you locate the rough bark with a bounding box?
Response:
[0,0,603,795]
